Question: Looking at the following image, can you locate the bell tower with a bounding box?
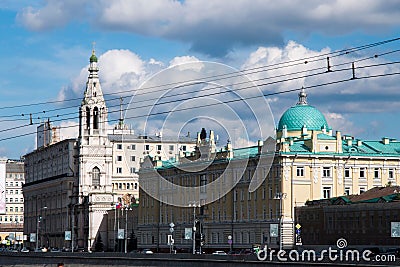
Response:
[78,48,114,251]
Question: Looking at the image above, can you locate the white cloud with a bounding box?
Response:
[58,121,79,140]
[16,0,86,31]
[16,1,400,55]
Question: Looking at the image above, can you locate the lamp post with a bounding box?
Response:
[124,206,129,253]
[189,201,199,255]
[36,206,47,251]
[274,193,286,251]
[14,218,18,249]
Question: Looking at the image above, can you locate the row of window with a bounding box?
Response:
[4,189,23,195]
[5,181,23,187]
[5,198,24,203]
[116,167,136,174]
[322,186,368,199]
[7,174,24,179]
[0,216,23,222]
[116,144,187,151]
[4,206,24,212]
[112,182,138,190]
[296,166,396,179]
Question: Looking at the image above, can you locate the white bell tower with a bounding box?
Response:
[78,48,114,251]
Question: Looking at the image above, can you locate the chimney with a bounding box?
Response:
[382,137,390,145]
[257,140,263,154]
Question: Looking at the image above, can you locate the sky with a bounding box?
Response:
[0,0,400,159]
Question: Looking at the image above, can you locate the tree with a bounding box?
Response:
[127,231,137,252]
[94,234,104,252]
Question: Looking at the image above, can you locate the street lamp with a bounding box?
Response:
[188,201,200,255]
[274,193,286,251]
[36,206,47,251]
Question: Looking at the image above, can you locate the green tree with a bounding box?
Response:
[94,234,104,252]
[127,231,137,252]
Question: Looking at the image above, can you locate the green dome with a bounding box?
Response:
[277,89,329,131]
[90,50,98,63]
[278,104,329,131]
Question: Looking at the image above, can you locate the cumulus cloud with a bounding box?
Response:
[16,0,87,31]
[16,0,400,55]
[56,40,400,145]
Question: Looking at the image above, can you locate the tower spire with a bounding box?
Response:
[297,87,308,105]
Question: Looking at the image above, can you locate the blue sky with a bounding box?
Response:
[0,1,400,159]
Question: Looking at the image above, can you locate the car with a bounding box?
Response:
[142,249,153,254]
[212,250,227,255]
[50,248,61,252]
[34,247,45,252]
[21,247,29,253]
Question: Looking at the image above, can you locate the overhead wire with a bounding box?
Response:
[0,36,399,116]
[1,44,399,124]
[0,67,399,142]
[0,55,399,134]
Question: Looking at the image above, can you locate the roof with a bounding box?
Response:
[155,145,261,170]
[277,104,329,131]
[108,134,195,143]
[6,161,24,173]
[305,186,400,206]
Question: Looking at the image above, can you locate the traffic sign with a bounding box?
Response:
[270,224,278,237]
[169,222,175,228]
[391,222,400,237]
[118,229,125,239]
[169,227,174,233]
[296,224,301,229]
[65,231,71,241]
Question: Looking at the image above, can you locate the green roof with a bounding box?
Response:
[278,104,329,131]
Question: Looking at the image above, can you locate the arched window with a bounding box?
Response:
[93,107,99,129]
[92,167,100,186]
[85,107,90,129]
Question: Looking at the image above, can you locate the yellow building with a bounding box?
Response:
[138,89,400,252]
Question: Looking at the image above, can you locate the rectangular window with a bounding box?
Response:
[117,155,122,161]
[344,168,350,178]
[234,190,237,202]
[359,168,366,178]
[323,187,331,199]
[322,167,331,178]
[296,166,304,177]
[374,168,380,179]
[131,156,136,162]
[117,167,122,174]
[200,174,207,193]
[130,167,136,174]
[169,145,174,151]
[157,145,162,151]
[389,169,394,179]
[182,145,187,151]
[145,145,150,151]
[117,144,122,150]
[344,187,351,196]
[131,144,136,150]
[360,187,366,194]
